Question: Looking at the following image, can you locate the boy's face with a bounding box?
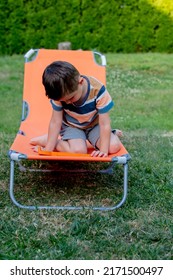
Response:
[59,77,84,104]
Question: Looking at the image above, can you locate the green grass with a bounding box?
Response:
[0,53,173,260]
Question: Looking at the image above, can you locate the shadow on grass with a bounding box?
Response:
[11,160,125,209]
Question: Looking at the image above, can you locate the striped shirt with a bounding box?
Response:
[50,75,114,129]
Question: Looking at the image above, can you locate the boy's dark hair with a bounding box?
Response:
[42,61,80,100]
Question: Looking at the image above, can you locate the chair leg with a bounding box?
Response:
[9,160,128,211]
[92,162,128,211]
[9,160,38,210]
[112,162,128,209]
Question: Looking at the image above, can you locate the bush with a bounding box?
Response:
[1,0,173,54]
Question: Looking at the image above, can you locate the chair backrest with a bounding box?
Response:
[22,49,106,136]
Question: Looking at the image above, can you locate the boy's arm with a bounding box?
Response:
[45,109,63,151]
[91,112,111,157]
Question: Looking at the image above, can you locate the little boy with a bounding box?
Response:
[30,61,122,157]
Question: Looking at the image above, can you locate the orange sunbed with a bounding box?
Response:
[8,49,131,210]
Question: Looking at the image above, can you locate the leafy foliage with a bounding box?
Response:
[1,0,173,54]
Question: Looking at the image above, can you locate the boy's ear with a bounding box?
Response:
[78,77,84,84]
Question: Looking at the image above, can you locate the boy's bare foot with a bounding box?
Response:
[113,129,123,137]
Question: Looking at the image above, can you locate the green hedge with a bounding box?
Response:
[1,0,173,54]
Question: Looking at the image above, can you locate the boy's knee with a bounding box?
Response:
[109,141,121,154]
[70,145,87,154]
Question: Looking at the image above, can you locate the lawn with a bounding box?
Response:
[0,52,173,260]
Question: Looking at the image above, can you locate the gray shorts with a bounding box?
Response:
[60,124,100,148]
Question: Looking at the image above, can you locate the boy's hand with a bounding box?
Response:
[91,150,108,157]
[31,145,45,153]
[31,145,39,153]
